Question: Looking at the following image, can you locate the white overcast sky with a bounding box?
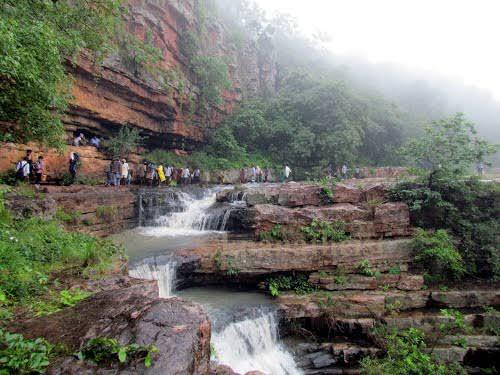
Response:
[254,0,500,101]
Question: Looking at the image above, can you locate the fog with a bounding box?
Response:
[252,0,500,142]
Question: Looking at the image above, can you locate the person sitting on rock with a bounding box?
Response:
[90,136,100,148]
[73,133,87,147]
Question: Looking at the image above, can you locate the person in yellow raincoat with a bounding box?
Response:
[157,164,166,185]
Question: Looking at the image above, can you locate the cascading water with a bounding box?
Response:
[212,310,302,375]
[138,187,237,236]
[129,261,176,298]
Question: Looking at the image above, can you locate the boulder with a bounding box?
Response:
[15,282,211,375]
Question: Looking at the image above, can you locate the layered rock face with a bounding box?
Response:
[217,181,411,239]
[65,0,276,150]
[14,280,211,374]
[5,185,137,236]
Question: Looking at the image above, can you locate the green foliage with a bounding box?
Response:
[0,192,123,304]
[0,0,125,147]
[267,275,316,297]
[145,149,273,171]
[192,55,231,107]
[116,27,163,78]
[258,224,285,242]
[0,170,18,186]
[400,113,498,177]
[55,208,82,224]
[77,337,158,368]
[212,72,406,177]
[301,219,349,243]
[96,205,118,221]
[388,265,402,275]
[0,329,52,374]
[411,229,465,283]
[439,309,471,335]
[59,288,91,307]
[390,177,499,279]
[356,259,379,277]
[361,327,466,375]
[105,126,143,158]
[482,307,500,336]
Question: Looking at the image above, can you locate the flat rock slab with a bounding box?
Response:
[177,239,413,276]
[14,282,211,374]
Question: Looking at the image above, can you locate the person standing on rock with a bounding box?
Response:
[33,156,45,185]
[284,164,292,182]
[121,159,130,185]
[105,161,113,187]
[157,164,166,186]
[16,157,30,183]
[239,168,246,184]
[165,165,172,185]
[182,167,190,185]
[192,167,201,184]
[264,168,269,183]
[111,158,122,186]
[341,164,348,179]
[69,152,80,183]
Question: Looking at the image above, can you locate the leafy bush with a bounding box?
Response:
[258,224,285,242]
[0,190,123,304]
[411,229,465,283]
[0,329,52,374]
[105,126,143,158]
[77,337,158,368]
[356,259,379,277]
[59,288,91,308]
[390,176,499,279]
[301,219,349,243]
[360,327,466,375]
[268,275,315,297]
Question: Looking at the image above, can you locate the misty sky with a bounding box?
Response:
[254,0,500,101]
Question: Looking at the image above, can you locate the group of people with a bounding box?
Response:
[239,164,292,183]
[73,133,100,148]
[105,160,202,187]
[326,164,360,180]
[15,149,45,185]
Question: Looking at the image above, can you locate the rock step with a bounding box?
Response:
[278,288,500,319]
[309,272,424,291]
[176,238,414,277]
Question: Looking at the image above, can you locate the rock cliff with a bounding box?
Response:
[65,0,276,150]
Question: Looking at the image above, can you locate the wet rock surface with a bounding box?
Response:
[14,281,211,375]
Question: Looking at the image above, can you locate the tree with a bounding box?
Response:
[401,113,498,178]
[0,0,125,147]
[105,127,143,158]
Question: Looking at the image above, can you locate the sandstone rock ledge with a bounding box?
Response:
[15,281,211,374]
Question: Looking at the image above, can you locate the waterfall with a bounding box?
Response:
[212,311,302,375]
[139,187,236,236]
[129,262,176,298]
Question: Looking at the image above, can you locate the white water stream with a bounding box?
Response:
[212,311,301,375]
[128,262,176,298]
[128,186,301,374]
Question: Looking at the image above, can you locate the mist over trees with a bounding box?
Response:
[204,0,498,172]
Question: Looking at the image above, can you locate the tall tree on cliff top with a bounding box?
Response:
[401,113,498,180]
[0,0,124,148]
